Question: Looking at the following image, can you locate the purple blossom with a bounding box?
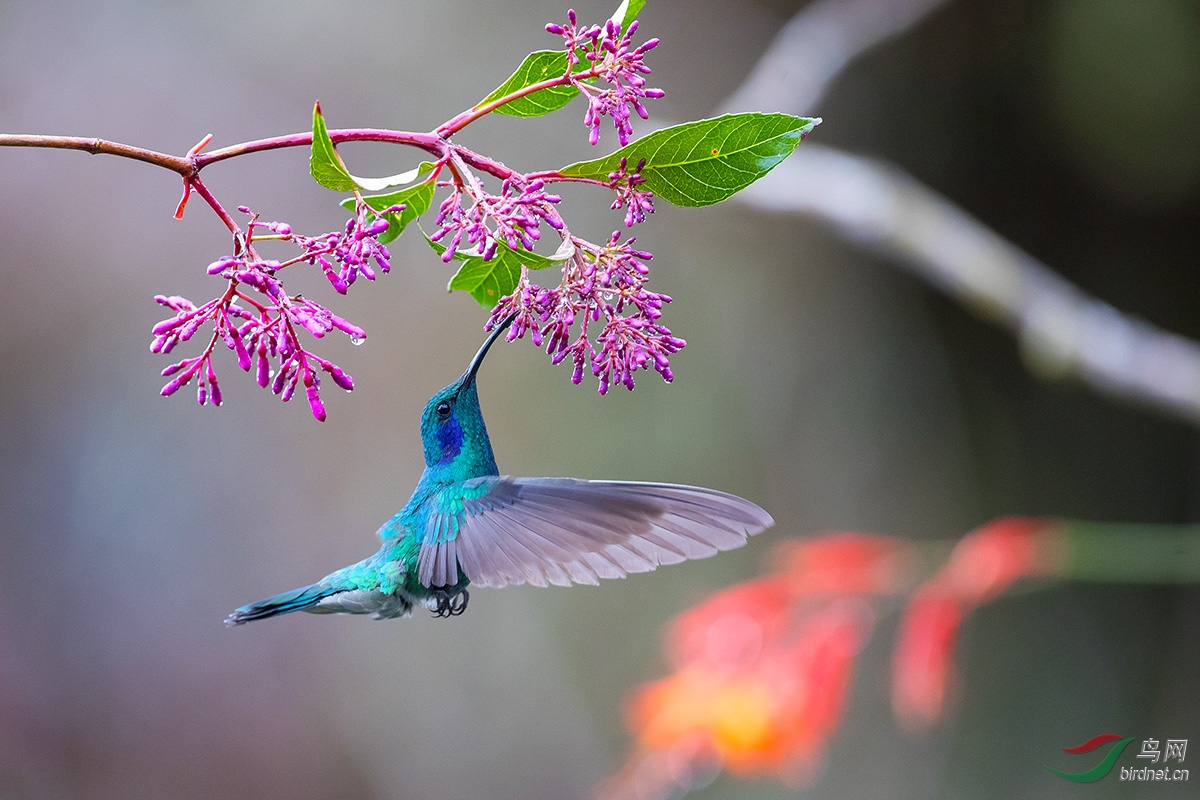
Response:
[430,176,562,262]
[545,9,601,68]
[486,231,683,394]
[149,205,384,421]
[287,204,396,294]
[147,13,685,415]
[549,12,664,146]
[608,157,655,226]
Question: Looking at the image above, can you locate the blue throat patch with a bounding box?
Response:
[436,417,463,463]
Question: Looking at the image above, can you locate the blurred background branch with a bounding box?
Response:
[720,0,950,115]
[738,149,1200,424]
[721,0,1200,424]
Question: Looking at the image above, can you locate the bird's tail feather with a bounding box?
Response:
[225,583,338,626]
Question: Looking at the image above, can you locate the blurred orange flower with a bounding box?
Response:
[891,517,1051,730]
[630,597,873,780]
[665,533,907,670]
[598,534,903,798]
[597,516,1189,798]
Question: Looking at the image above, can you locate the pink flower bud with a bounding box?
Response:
[364,218,390,237]
[151,316,186,336]
[325,364,354,391]
[272,359,294,395]
[179,319,203,342]
[256,348,270,388]
[280,371,300,403]
[207,257,238,275]
[230,327,251,371]
[299,317,327,338]
[161,369,194,397]
[329,315,366,340]
[202,359,221,404]
[306,382,327,422]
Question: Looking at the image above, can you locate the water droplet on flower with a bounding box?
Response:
[350,335,365,346]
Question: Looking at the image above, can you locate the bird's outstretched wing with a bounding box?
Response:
[417,476,773,589]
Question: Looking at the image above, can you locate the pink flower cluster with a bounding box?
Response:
[430,176,563,263]
[149,205,388,421]
[146,10,680,418]
[608,156,655,227]
[289,203,395,294]
[547,10,665,146]
[486,231,684,394]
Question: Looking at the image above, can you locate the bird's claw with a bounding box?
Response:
[432,589,469,618]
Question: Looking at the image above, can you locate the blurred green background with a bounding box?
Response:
[1,0,1197,797]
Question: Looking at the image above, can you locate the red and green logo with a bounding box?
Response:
[1045,734,1136,782]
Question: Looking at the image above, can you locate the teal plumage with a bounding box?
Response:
[226,316,773,626]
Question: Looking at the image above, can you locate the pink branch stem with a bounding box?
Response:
[436,65,601,137]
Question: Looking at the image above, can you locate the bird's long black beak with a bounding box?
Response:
[457,313,517,393]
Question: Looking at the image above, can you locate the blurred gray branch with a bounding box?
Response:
[720,0,948,116]
[719,0,1200,424]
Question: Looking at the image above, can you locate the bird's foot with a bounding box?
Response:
[449,589,469,616]
[432,589,469,618]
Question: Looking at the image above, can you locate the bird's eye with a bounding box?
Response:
[435,400,452,420]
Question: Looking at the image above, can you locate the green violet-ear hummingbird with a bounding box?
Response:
[226,314,773,625]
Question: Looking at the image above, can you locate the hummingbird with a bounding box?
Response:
[226,314,773,625]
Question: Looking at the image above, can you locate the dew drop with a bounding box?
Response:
[350,335,365,346]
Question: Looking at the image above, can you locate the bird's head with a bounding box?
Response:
[419,314,516,474]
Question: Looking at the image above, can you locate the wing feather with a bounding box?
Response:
[486,510,564,587]
[457,509,536,588]
[417,477,773,590]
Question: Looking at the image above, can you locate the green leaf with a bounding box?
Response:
[558,113,821,207]
[339,162,438,244]
[310,102,361,192]
[476,50,579,118]
[610,0,648,29]
[426,234,570,307]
